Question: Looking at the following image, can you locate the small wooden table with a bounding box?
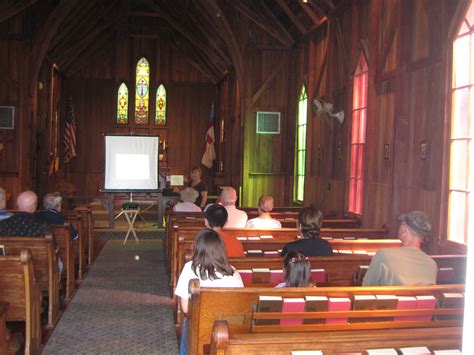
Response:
[121,208,140,245]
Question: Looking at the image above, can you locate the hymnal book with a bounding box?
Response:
[290,351,323,355]
[256,295,283,325]
[248,236,261,241]
[432,350,462,354]
[351,295,376,323]
[252,268,271,284]
[374,295,398,322]
[269,269,284,286]
[353,250,368,255]
[310,269,327,284]
[280,298,305,326]
[399,346,431,354]
[437,267,455,283]
[415,295,437,322]
[247,250,264,257]
[365,349,397,355]
[236,236,247,241]
[237,269,252,286]
[260,235,273,239]
[303,296,328,324]
[264,251,279,258]
[326,297,351,324]
[354,265,369,284]
[394,296,418,322]
[438,292,464,320]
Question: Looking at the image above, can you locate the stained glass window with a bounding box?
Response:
[135,57,150,124]
[294,85,308,203]
[155,84,167,125]
[117,83,128,124]
[348,53,368,215]
[447,1,474,246]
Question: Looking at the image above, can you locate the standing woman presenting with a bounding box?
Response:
[188,167,207,209]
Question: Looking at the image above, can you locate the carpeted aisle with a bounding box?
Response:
[42,240,178,354]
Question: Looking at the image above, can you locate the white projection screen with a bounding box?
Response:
[104,135,159,191]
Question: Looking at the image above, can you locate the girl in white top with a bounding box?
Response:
[174,228,243,314]
[246,195,282,228]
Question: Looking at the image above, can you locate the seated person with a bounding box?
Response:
[221,187,248,228]
[0,187,12,221]
[0,190,49,236]
[205,204,244,257]
[275,250,313,288]
[281,206,333,257]
[173,187,202,212]
[175,229,243,355]
[35,192,78,240]
[246,195,282,228]
[362,211,437,286]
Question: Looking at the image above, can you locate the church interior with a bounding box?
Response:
[0,0,472,354]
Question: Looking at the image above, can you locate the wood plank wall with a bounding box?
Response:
[41,37,216,196]
[214,0,461,247]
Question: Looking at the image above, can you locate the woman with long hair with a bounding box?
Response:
[174,228,243,354]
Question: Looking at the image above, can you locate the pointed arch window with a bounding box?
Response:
[294,85,308,203]
[155,84,167,125]
[135,57,150,124]
[446,1,474,246]
[117,83,129,124]
[348,53,368,215]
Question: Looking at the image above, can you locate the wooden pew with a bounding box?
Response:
[0,250,42,355]
[0,235,60,327]
[51,224,75,301]
[75,207,95,266]
[0,302,9,355]
[63,209,87,279]
[170,226,389,283]
[210,322,462,355]
[186,282,465,355]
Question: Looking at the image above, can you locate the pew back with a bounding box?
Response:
[51,224,75,301]
[0,250,42,355]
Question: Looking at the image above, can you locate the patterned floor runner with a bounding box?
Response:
[42,240,178,354]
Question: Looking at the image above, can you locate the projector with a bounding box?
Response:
[122,202,139,210]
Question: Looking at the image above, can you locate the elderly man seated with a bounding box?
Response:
[173,187,202,212]
[35,192,78,240]
[0,190,49,236]
[221,187,248,228]
[362,210,437,286]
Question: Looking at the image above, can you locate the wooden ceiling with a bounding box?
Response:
[0,0,347,83]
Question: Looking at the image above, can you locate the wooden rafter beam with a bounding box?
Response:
[65,30,115,75]
[198,0,244,87]
[50,1,98,51]
[53,2,115,62]
[147,0,230,74]
[298,1,320,26]
[251,53,287,106]
[258,1,295,46]
[0,0,38,24]
[30,0,81,93]
[377,1,400,74]
[276,0,307,34]
[232,0,293,47]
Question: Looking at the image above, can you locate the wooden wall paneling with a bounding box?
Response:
[378,0,399,76]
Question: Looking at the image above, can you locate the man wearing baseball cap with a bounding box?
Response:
[362,211,437,286]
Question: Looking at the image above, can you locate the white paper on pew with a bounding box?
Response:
[353,250,368,254]
[432,351,462,354]
[399,346,431,354]
[236,237,247,241]
[366,349,397,355]
[290,351,323,355]
[260,235,273,239]
[248,236,260,240]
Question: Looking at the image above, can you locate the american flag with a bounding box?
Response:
[64,96,77,163]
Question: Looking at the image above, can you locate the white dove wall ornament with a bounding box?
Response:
[312,97,345,125]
